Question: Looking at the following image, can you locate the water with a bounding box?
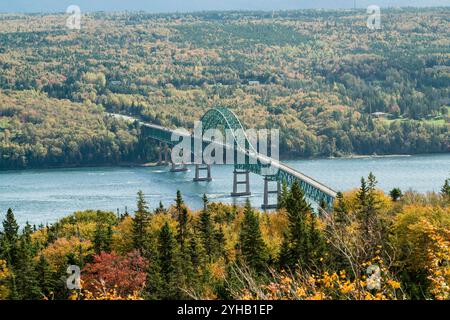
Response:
[0,154,449,226]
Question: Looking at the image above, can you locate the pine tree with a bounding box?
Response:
[157,222,182,299]
[308,211,324,266]
[175,191,188,251]
[1,208,19,266]
[356,173,381,258]
[15,223,41,299]
[284,181,311,269]
[389,188,403,202]
[155,201,166,214]
[202,194,208,212]
[35,254,55,299]
[441,179,450,198]
[132,191,150,253]
[278,233,291,270]
[334,192,349,226]
[198,195,214,258]
[93,222,113,254]
[186,234,203,294]
[278,181,289,209]
[239,199,268,271]
[175,190,184,212]
[213,226,226,261]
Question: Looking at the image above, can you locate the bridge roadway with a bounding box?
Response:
[109,113,337,208]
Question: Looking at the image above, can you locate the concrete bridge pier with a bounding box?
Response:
[261,176,280,210]
[170,162,188,172]
[193,164,212,182]
[231,169,251,197]
[157,142,170,166]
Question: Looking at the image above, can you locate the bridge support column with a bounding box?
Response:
[170,162,188,172]
[231,169,251,197]
[262,176,280,210]
[193,164,212,182]
[157,143,170,166]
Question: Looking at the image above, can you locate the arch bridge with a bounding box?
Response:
[110,108,337,210]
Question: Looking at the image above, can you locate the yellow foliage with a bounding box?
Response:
[41,237,93,272]
[423,222,450,300]
[0,259,10,299]
[260,211,289,259]
[111,216,134,254]
[241,256,402,300]
[146,213,178,234]
[392,205,450,271]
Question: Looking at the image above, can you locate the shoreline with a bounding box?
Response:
[0,152,448,173]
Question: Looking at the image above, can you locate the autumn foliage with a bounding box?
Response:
[82,251,147,298]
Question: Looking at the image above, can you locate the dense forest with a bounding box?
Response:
[1,175,449,300]
[0,8,449,169]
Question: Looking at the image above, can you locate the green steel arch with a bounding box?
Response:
[200,107,257,154]
[136,107,337,207]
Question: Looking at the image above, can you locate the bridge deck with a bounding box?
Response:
[108,113,337,205]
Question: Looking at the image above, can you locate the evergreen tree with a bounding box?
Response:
[357,173,379,239]
[278,181,289,209]
[239,199,268,271]
[174,191,188,250]
[15,223,41,299]
[198,195,214,258]
[157,222,182,299]
[132,191,150,253]
[1,208,19,266]
[35,254,55,299]
[202,194,208,212]
[441,179,450,198]
[213,226,226,261]
[356,173,381,258]
[155,201,166,214]
[278,232,291,270]
[389,188,403,202]
[284,181,311,269]
[334,192,349,226]
[308,211,324,266]
[93,222,112,254]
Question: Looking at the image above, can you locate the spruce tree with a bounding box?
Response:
[356,173,381,259]
[285,181,311,269]
[308,211,324,266]
[155,201,166,214]
[1,208,19,266]
[15,223,41,299]
[278,181,289,209]
[157,222,181,299]
[35,254,55,299]
[198,195,214,258]
[389,188,403,202]
[132,191,150,253]
[334,192,349,226]
[93,222,113,254]
[278,232,291,270]
[441,179,450,198]
[213,226,226,261]
[357,173,379,239]
[174,191,187,247]
[239,199,268,271]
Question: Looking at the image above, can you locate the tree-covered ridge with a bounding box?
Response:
[0,90,146,169]
[0,9,448,168]
[0,175,449,300]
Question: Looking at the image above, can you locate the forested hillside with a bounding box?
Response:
[0,90,148,169]
[0,8,449,169]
